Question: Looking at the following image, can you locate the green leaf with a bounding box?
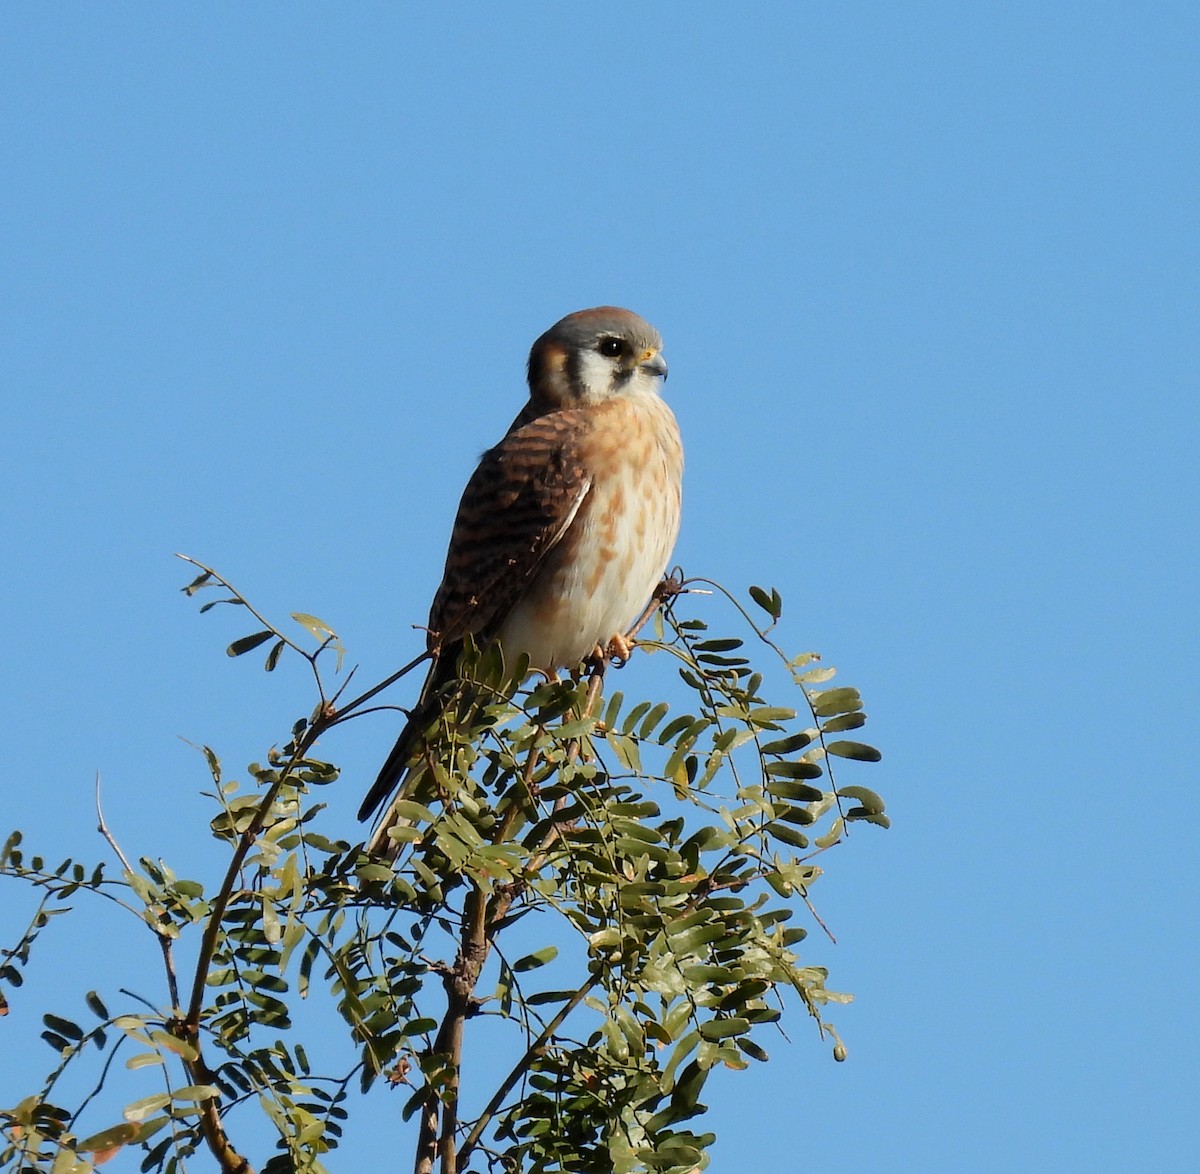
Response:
[759,731,813,755]
[748,706,796,727]
[765,871,794,898]
[123,1092,171,1122]
[827,739,882,763]
[388,799,436,824]
[621,700,652,735]
[638,702,671,740]
[668,923,727,953]
[820,711,867,733]
[681,963,740,984]
[600,690,624,732]
[607,732,642,772]
[766,822,811,849]
[713,726,756,753]
[697,651,750,668]
[698,1016,750,1040]
[693,638,744,653]
[84,990,109,1019]
[847,809,892,829]
[182,569,213,593]
[765,779,825,802]
[644,1142,704,1170]
[125,1052,164,1070]
[764,760,823,780]
[292,612,337,639]
[556,715,597,739]
[242,970,289,993]
[199,597,245,613]
[42,1013,84,1041]
[297,939,319,999]
[748,585,782,618]
[149,1029,198,1060]
[171,1084,220,1103]
[264,639,285,672]
[836,784,885,814]
[513,946,559,972]
[261,897,281,945]
[526,988,577,1006]
[795,663,836,685]
[770,802,816,826]
[658,713,699,744]
[811,687,863,717]
[226,630,274,657]
[668,1056,705,1109]
[355,863,395,884]
[76,1122,142,1154]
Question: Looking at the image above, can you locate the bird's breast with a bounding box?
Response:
[498,394,683,671]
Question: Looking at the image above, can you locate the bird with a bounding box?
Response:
[359,307,683,857]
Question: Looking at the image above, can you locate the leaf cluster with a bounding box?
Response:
[1,564,885,1174]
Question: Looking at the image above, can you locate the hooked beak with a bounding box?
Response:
[639,350,668,380]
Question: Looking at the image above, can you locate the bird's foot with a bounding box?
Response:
[605,632,634,666]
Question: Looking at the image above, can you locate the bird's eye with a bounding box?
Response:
[598,337,625,358]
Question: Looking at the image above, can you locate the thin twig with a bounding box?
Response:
[176,553,332,707]
[67,1033,128,1129]
[97,775,186,1009]
[176,555,307,661]
[94,774,135,877]
[176,718,328,1174]
[328,649,433,727]
[798,885,838,945]
[455,977,596,1171]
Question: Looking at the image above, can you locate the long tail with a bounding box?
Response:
[358,648,461,826]
[357,696,429,823]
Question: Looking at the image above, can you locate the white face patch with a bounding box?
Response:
[574,347,619,400]
[574,347,662,403]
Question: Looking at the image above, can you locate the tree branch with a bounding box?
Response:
[455,976,596,1171]
[174,713,328,1174]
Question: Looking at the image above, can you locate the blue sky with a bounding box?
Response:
[3,3,1197,1170]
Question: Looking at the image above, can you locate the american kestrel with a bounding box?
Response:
[359,307,683,853]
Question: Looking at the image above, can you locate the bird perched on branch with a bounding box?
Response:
[360,307,683,855]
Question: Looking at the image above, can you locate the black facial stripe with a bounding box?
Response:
[565,347,587,399]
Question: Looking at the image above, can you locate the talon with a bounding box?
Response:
[606,633,634,664]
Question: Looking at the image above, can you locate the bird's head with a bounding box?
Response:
[527,307,667,407]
